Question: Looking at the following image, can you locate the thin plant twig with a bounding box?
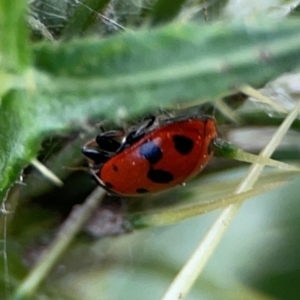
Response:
[162,101,300,300]
[1,189,11,298]
[215,99,242,123]
[11,187,106,300]
[31,158,63,187]
[240,85,288,113]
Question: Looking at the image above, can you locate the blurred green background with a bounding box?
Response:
[1,0,300,299]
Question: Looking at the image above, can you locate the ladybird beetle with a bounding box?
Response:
[82,113,217,197]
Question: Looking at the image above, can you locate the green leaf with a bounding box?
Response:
[33,20,300,117]
[2,19,300,202]
[0,93,37,198]
[0,0,30,71]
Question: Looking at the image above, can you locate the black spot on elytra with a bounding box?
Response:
[105,182,113,189]
[113,165,118,172]
[136,188,149,194]
[139,141,162,164]
[207,138,215,155]
[147,168,174,184]
[173,135,194,155]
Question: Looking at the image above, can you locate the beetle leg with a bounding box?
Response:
[140,115,156,131]
[123,116,157,147]
[95,130,124,152]
[83,139,98,148]
[81,147,113,164]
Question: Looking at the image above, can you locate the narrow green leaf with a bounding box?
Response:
[0,0,30,70]
[151,0,188,25]
[214,138,299,171]
[128,181,287,228]
[33,20,300,120]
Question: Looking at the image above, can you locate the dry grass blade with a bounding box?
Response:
[31,159,63,187]
[215,99,242,123]
[161,100,300,300]
[136,181,287,228]
[240,85,288,113]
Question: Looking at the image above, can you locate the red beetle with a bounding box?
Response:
[82,113,217,196]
